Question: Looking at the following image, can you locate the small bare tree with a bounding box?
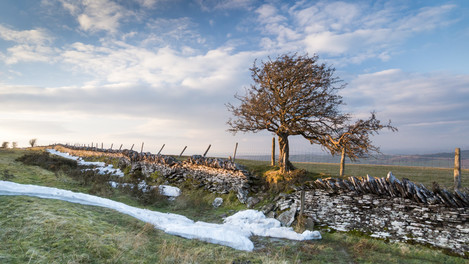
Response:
[29,138,37,147]
[227,53,347,172]
[1,142,9,149]
[320,112,397,177]
[12,142,18,149]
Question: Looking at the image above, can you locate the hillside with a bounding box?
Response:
[0,148,468,263]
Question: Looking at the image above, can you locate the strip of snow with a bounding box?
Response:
[46,149,124,177]
[0,181,321,251]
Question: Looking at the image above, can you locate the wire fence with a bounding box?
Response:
[229,148,467,189]
[234,151,467,170]
[56,139,467,170]
[16,138,465,189]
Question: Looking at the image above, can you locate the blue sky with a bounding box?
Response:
[1,0,469,155]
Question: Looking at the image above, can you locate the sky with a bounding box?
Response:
[1,0,469,156]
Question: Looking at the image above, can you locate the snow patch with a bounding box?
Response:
[46,149,124,177]
[224,210,321,241]
[0,181,321,251]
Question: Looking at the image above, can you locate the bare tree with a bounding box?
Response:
[320,112,397,177]
[227,53,347,172]
[1,142,9,149]
[29,138,37,147]
[12,142,18,149]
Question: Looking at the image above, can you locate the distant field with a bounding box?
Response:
[238,150,469,169]
[236,159,468,189]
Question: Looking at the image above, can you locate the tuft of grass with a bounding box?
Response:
[15,151,78,172]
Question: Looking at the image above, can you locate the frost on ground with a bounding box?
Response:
[46,149,124,177]
[0,181,321,251]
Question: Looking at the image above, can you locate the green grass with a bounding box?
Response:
[2,196,466,264]
[292,161,469,189]
[1,148,468,263]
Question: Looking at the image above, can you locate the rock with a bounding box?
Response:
[237,188,249,204]
[118,157,131,169]
[212,197,223,208]
[386,171,400,184]
[304,217,315,230]
[277,206,297,227]
[246,197,260,208]
[266,211,276,218]
[261,203,275,214]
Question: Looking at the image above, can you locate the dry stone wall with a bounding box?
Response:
[267,174,469,256]
[53,144,259,203]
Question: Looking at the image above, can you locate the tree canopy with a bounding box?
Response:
[227,53,347,172]
[320,112,397,176]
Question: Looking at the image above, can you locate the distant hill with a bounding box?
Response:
[417,150,469,159]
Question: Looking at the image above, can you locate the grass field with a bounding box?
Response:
[236,159,469,189]
[1,148,468,263]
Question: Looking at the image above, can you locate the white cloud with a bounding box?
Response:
[253,1,457,64]
[0,25,57,64]
[0,25,52,44]
[59,39,254,91]
[345,69,469,126]
[58,0,131,33]
[397,4,457,32]
[4,44,57,64]
[337,69,469,152]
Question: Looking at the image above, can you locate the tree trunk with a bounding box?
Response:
[339,148,346,177]
[278,134,294,173]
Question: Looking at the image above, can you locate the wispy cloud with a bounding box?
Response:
[0,25,56,64]
[197,0,255,11]
[0,25,52,44]
[57,0,132,33]
[60,39,254,91]
[143,17,206,47]
[345,69,469,126]
[253,2,457,64]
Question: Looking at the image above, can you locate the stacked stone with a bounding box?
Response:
[266,173,469,256]
[187,155,237,170]
[306,172,469,208]
[56,144,254,203]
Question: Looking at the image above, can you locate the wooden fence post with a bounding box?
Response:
[300,186,305,216]
[130,144,134,151]
[271,137,276,166]
[454,148,461,191]
[179,146,187,158]
[140,142,144,153]
[157,144,165,155]
[233,143,238,162]
[203,144,211,157]
[119,144,123,151]
[110,143,113,149]
[101,143,103,149]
